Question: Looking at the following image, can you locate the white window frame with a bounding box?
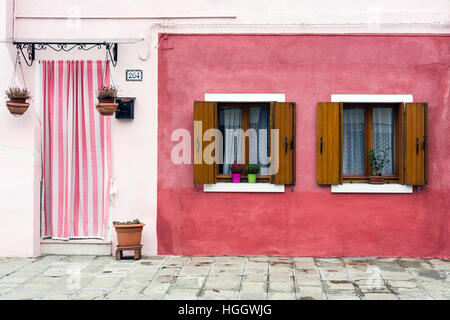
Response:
[331,94,413,194]
[203,93,285,193]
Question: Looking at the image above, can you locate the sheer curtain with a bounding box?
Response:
[343,108,365,175]
[220,108,242,174]
[249,107,270,174]
[373,108,395,175]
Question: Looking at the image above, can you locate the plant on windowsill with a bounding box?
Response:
[5,87,31,116]
[96,85,118,116]
[246,164,260,183]
[113,219,145,248]
[368,147,390,184]
[230,161,245,183]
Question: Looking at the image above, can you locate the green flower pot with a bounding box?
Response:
[247,173,257,183]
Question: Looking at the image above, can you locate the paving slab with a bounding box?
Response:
[179,266,210,276]
[244,274,268,282]
[85,275,123,289]
[363,293,398,300]
[387,280,418,288]
[210,267,243,276]
[324,280,355,291]
[327,293,361,300]
[75,289,107,300]
[268,292,296,300]
[0,289,42,300]
[142,281,171,295]
[199,289,237,300]
[295,276,322,287]
[106,286,142,300]
[173,276,205,289]
[166,288,200,300]
[239,292,267,300]
[269,273,293,281]
[204,275,241,290]
[268,281,295,293]
[241,281,267,292]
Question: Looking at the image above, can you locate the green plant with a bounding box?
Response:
[113,219,141,225]
[246,164,260,174]
[5,87,32,101]
[97,85,118,100]
[230,161,244,174]
[368,148,390,176]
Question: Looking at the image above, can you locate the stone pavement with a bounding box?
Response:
[0,255,448,300]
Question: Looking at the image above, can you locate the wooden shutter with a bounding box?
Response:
[270,102,296,185]
[316,102,342,185]
[404,102,428,185]
[193,101,218,184]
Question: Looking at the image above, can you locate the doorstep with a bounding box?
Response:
[40,239,112,256]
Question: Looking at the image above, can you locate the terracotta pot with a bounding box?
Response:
[96,99,118,116]
[6,99,30,116]
[114,223,145,247]
[369,175,385,184]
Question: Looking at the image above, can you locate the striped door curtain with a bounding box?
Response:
[40,60,112,240]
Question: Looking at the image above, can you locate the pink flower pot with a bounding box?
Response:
[232,173,241,183]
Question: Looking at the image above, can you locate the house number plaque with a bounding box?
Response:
[126,69,143,81]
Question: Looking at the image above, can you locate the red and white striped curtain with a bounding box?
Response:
[41,60,112,239]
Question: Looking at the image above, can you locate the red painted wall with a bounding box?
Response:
[157,34,449,258]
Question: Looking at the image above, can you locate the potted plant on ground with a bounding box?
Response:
[368,148,390,184]
[246,164,260,183]
[230,161,245,183]
[5,87,31,116]
[96,85,118,116]
[113,219,145,247]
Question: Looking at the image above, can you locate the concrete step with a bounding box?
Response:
[40,239,112,256]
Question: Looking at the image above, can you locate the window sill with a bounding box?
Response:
[331,183,412,193]
[204,183,285,193]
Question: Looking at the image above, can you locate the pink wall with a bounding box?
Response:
[157,34,450,258]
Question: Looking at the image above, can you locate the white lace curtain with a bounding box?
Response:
[249,108,270,174]
[343,107,395,176]
[221,108,242,174]
[373,108,395,175]
[220,107,271,174]
[343,108,365,175]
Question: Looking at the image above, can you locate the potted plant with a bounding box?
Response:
[230,161,245,183]
[96,85,118,116]
[5,87,31,116]
[246,164,260,183]
[368,148,390,184]
[113,219,145,247]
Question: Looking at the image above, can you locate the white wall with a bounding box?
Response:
[0,0,40,257]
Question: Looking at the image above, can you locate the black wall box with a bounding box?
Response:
[115,97,135,119]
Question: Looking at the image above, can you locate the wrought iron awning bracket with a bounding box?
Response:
[13,41,118,67]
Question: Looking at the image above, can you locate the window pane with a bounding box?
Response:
[249,107,270,175]
[343,108,365,175]
[373,107,395,175]
[219,107,242,174]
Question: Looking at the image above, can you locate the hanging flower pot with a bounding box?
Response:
[5,53,31,116]
[5,87,31,116]
[96,86,118,116]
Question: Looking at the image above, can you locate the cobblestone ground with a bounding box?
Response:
[0,255,448,300]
